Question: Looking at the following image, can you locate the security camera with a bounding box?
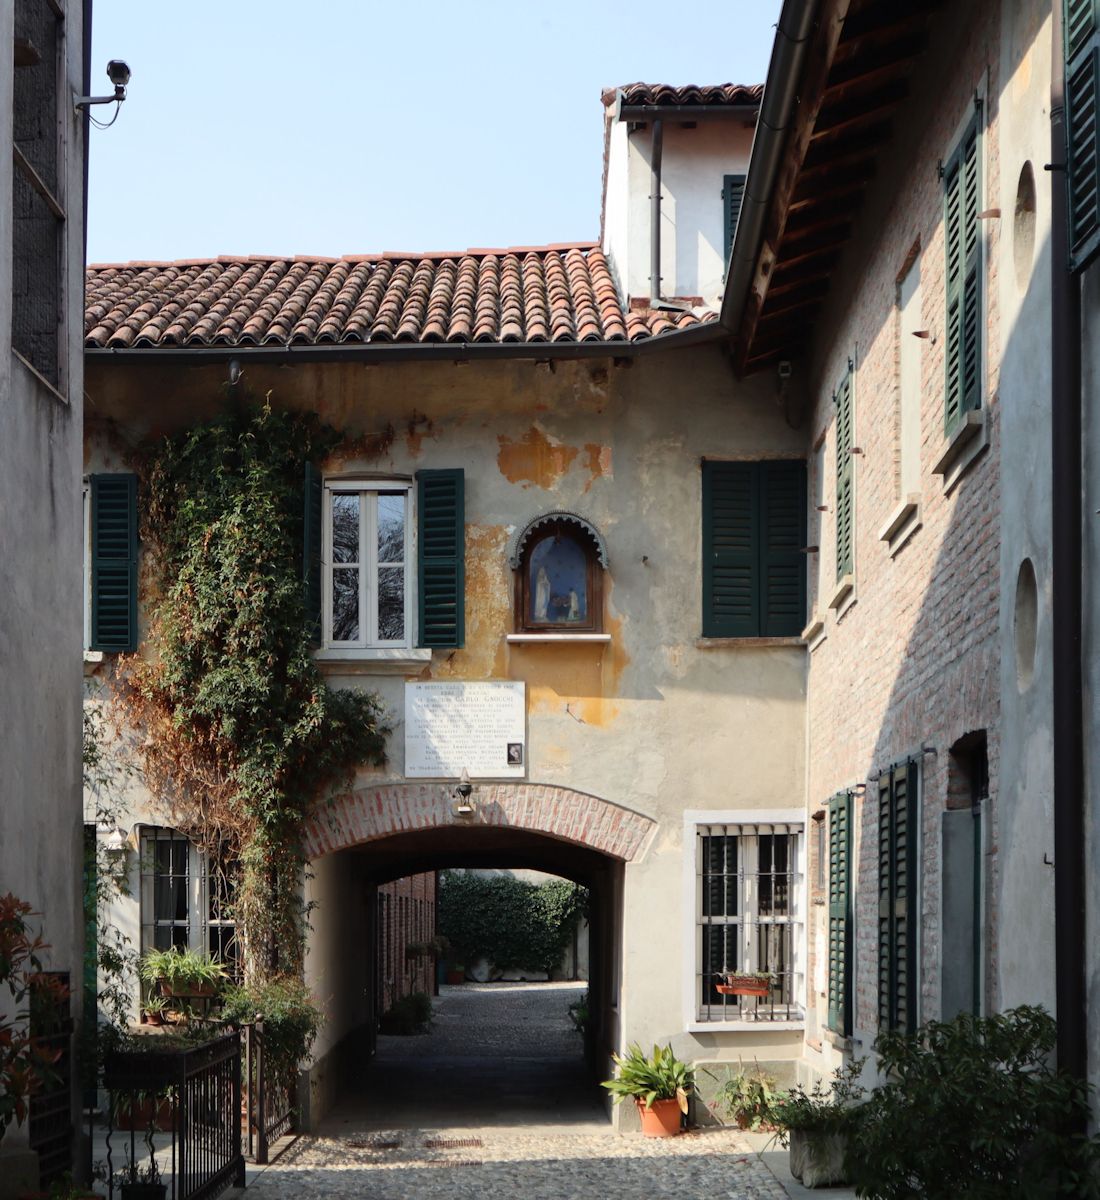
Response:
[107,60,131,89]
[777,360,793,379]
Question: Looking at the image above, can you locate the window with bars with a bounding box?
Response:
[695,822,804,1022]
[139,829,239,973]
[13,0,65,390]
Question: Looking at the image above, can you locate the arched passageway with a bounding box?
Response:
[300,784,654,1131]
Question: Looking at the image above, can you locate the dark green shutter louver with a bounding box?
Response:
[723,173,747,266]
[827,790,854,1036]
[417,468,465,648]
[943,115,982,431]
[302,462,322,646]
[703,460,757,637]
[90,473,138,652]
[878,761,918,1033]
[1067,0,1100,270]
[702,459,807,638]
[834,366,854,581]
[760,460,807,636]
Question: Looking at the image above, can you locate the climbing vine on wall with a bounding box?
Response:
[115,399,389,979]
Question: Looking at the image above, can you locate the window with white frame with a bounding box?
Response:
[324,480,411,648]
[139,829,239,976]
[693,819,804,1022]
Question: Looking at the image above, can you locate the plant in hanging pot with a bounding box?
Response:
[138,948,226,1021]
[602,1043,695,1137]
[716,970,773,998]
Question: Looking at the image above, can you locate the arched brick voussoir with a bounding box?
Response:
[301,782,657,863]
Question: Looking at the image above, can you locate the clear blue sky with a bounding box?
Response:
[88,1,781,263]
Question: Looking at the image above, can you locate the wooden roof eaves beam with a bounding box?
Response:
[766,268,837,302]
[787,179,867,215]
[824,37,929,92]
[757,291,829,324]
[836,0,938,44]
[735,0,853,376]
[782,211,854,243]
[794,144,880,188]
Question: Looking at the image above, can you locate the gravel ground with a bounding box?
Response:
[239,983,790,1198]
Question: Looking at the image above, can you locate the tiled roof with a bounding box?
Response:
[606,82,764,108]
[85,245,716,351]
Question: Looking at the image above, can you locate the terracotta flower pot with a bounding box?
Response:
[635,1097,682,1137]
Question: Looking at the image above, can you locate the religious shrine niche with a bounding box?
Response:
[508,511,608,634]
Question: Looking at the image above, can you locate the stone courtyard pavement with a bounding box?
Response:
[242,1125,788,1199]
[238,983,792,1198]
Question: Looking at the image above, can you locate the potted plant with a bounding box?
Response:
[710,1061,788,1130]
[141,996,168,1026]
[771,1061,865,1188]
[602,1043,695,1137]
[116,1140,166,1200]
[716,970,772,997]
[138,947,226,999]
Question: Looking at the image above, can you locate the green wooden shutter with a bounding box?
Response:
[417,468,465,648]
[827,790,854,1036]
[302,462,322,646]
[702,460,758,637]
[760,460,807,636]
[723,173,747,266]
[1067,0,1100,270]
[878,761,919,1032]
[944,114,982,431]
[90,473,138,652]
[834,366,854,581]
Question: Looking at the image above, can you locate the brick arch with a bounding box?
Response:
[302,782,656,862]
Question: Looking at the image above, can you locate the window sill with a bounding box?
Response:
[879,495,922,557]
[312,647,432,674]
[801,615,827,651]
[83,649,105,677]
[828,575,855,615]
[695,636,805,649]
[932,409,988,493]
[687,1019,805,1033]
[506,633,611,643]
[822,1027,854,1052]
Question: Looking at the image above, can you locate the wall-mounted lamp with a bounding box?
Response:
[452,768,475,819]
[104,824,129,855]
[74,60,131,116]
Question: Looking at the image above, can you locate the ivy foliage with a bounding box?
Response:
[117,400,389,978]
[438,871,587,975]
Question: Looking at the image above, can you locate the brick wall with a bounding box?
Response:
[804,0,1002,1040]
[376,872,437,1017]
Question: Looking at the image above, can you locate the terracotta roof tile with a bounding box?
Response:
[607,82,764,108]
[85,246,716,352]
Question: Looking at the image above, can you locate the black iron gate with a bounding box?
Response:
[242,1021,295,1164]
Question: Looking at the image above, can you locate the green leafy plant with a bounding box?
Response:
[139,947,227,994]
[379,991,432,1036]
[602,1043,695,1113]
[438,871,587,975]
[567,990,589,1036]
[847,1006,1100,1199]
[405,935,450,961]
[771,1059,865,1142]
[711,1061,788,1130]
[220,975,322,1081]
[114,400,390,980]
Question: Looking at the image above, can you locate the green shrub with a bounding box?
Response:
[220,975,322,1080]
[438,871,587,975]
[847,1006,1100,1199]
[379,991,432,1035]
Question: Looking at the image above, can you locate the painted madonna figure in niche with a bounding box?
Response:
[529,532,587,625]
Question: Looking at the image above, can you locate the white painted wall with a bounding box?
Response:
[603,117,754,308]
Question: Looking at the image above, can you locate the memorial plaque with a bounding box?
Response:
[405,681,526,779]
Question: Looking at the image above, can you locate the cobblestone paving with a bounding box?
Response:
[242,984,789,1197]
[244,1126,788,1199]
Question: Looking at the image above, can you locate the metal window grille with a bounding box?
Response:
[204,848,240,979]
[696,823,803,1022]
[141,830,192,953]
